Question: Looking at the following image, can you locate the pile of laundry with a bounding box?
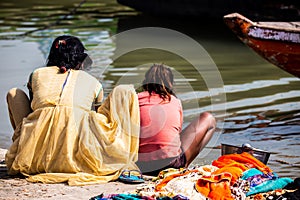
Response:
[90,152,300,200]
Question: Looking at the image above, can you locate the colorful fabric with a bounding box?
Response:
[246,172,277,187]
[5,67,140,185]
[136,166,218,199]
[91,193,154,200]
[241,168,263,180]
[195,172,234,200]
[138,91,183,161]
[107,164,296,200]
[230,179,249,200]
[247,188,300,200]
[155,169,199,191]
[246,177,294,196]
[154,166,217,191]
[212,152,272,174]
[162,170,208,199]
[212,164,245,185]
[90,193,189,200]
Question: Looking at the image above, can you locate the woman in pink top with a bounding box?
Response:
[136,64,216,175]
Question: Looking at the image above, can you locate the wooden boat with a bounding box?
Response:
[223,13,300,78]
[117,0,299,20]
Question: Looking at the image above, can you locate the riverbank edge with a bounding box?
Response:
[0,148,147,200]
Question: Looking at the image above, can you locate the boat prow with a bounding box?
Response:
[224,13,300,78]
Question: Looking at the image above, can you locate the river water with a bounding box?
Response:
[0,0,299,179]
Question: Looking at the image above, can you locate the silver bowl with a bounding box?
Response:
[221,143,271,164]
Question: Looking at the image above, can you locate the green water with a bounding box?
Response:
[0,0,299,178]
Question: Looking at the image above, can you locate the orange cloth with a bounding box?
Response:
[212,164,245,184]
[212,152,272,174]
[194,152,272,199]
[195,172,234,200]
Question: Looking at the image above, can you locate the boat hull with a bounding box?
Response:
[246,37,300,77]
[224,13,300,78]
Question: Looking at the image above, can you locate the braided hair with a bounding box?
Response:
[47,35,92,73]
[142,64,176,101]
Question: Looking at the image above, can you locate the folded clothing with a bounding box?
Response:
[246,177,294,196]
[242,168,263,180]
[195,172,234,200]
[212,152,272,174]
[212,164,244,185]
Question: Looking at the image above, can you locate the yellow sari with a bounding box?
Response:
[6,67,140,185]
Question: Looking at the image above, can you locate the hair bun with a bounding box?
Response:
[60,66,67,73]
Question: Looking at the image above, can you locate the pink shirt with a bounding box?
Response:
[138,91,183,161]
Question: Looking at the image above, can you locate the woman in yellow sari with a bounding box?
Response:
[5,35,140,185]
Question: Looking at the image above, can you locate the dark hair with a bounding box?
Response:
[142,64,176,101]
[46,35,92,73]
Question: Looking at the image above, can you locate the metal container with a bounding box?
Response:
[221,143,271,164]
